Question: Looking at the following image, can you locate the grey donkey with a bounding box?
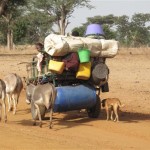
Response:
[4,73,23,115]
[25,82,57,128]
[0,79,7,122]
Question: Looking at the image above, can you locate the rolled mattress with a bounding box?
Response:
[44,34,119,58]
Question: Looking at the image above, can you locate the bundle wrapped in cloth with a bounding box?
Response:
[44,33,119,58]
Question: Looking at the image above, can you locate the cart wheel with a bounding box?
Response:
[87,95,101,118]
[31,102,46,120]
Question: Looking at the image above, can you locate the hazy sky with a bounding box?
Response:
[65,0,150,32]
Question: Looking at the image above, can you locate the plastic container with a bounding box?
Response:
[76,62,91,80]
[91,63,109,85]
[85,24,104,36]
[54,84,96,112]
[78,49,90,63]
[48,60,65,74]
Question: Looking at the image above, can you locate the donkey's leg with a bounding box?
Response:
[2,91,7,122]
[7,94,11,112]
[12,94,17,115]
[34,103,42,127]
[16,91,21,105]
[49,108,53,129]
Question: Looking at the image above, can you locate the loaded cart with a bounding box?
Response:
[26,24,119,119]
[26,55,101,118]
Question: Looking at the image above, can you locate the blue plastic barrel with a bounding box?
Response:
[54,84,96,112]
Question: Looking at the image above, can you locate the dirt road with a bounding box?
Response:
[0,48,150,150]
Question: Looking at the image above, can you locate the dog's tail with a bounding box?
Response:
[118,101,125,108]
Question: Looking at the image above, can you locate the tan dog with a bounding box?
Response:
[101,98,124,122]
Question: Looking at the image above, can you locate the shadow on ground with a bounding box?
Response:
[11,109,150,129]
[100,109,150,123]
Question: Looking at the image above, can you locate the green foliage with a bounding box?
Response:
[2,0,27,19]
[13,19,28,44]
[0,19,7,44]
[129,13,150,47]
[0,0,28,49]
[0,0,150,48]
[13,11,54,44]
[72,15,117,39]
[72,25,86,37]
[103,25,116,40]
[115,13,150,47]
[72,13,150,47]
[87,15,116,25]
[30,0,93,35]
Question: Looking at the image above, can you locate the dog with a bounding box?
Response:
[101,98,124,122]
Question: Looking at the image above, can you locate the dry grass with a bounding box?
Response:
[0,45,150,55]
[0,45,150,149]
[0,45,36,55]
[118,47,150,55]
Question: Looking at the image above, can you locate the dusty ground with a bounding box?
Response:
[0,47,150,150]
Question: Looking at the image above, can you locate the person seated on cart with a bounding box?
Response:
[33,42,50,76]
[62,30,80,73]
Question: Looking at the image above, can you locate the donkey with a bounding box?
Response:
[25,83,57,128]
[0,79,7,122]
[4,73,23,115]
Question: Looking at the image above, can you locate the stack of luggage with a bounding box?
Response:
[42,24,118,88]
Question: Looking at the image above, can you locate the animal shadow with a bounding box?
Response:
[120,111,150,123]
[98,108,150,123]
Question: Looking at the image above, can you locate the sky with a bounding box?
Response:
[65,0,150,33]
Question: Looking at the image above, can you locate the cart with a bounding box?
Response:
[26,55,109,119]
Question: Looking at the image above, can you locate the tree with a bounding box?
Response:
[0,0,8,15]
[0,0,27,50]
[115,15,130,46]
[86,15,117,39]
[72,13,150,47]
[72,14,117,39]
[115,13,150,47]
[72,25,86,37]
[0,17,7,44]
[31,0,93,35]
[129,13,150,47]
[13,11,54,44]
[86,14,116,25]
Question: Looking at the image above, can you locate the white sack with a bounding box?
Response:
[99,39,119,58]
[63,36,84,52]
[80,37,102,57]
[44,34,69,56]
